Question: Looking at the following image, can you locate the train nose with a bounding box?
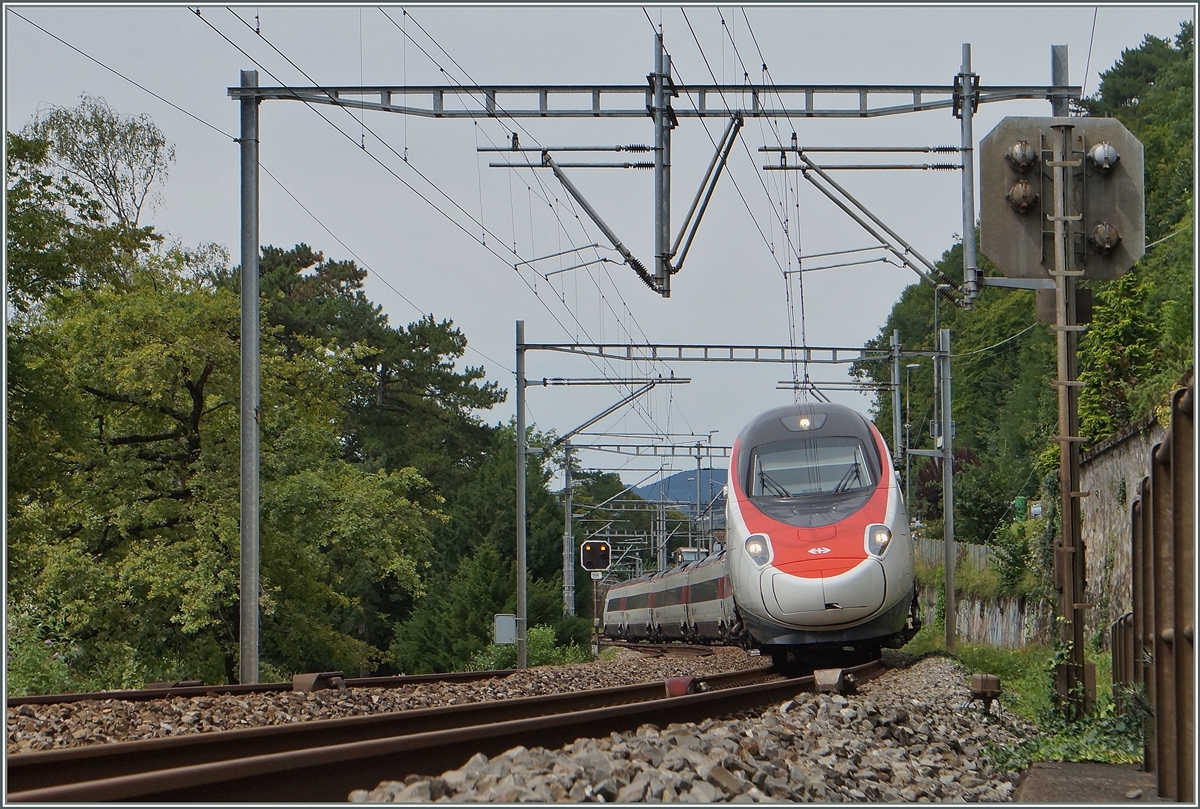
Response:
[762,560,886,626]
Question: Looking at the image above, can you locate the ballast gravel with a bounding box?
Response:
[349,654,1039,803]
[6,648,758,754]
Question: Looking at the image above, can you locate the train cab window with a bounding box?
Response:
[750,436,876,497]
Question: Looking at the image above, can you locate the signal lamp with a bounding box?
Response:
[1090,222,1121,253]
[1004,140,1037,172]
[1005,179,1038,214]
[1088,142,1120,172]
[581,541,611,571]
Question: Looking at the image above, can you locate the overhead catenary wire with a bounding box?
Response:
[393,15,686,447]
[738,8,813,397]
[385,8,679,440]
[198,5,659,411]
[951,323,1037,359]
[390,7,679,409]
[712,9,816,398]
[7,7,513,375]
[670,9,827,406]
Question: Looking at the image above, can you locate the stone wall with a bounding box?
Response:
[908,412,1166,652]
[1079,415,1166,648]
[917,586,1055,648]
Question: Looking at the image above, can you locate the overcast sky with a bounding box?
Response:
[5,3,1192,488]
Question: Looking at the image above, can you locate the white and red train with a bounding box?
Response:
[601,402,920,666]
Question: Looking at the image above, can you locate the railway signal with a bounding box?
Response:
[980,116,1145,280]
[980,113,1145,716]
[581,541,611,571]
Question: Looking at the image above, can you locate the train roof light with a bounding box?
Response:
[782,412,828,432]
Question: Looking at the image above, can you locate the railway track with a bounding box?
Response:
[598,640,716,658]
[9,660,882,802]
[6,669,518,708]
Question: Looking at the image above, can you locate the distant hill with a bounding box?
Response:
[632,467,727,511]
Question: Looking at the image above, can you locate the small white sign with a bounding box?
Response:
[494,613,517,644]
[590,571,603,580]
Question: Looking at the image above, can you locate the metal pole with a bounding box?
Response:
[662,52,672,297]
[1050,43,1089,713]
[563,442,575,616]
[515,321,528,669]
[1051,122,1088,711]
[906,363,920,509]
[1051,45,1070,116]
[695,446,702,549]
[959,44,979,306]
[941,329,956,651]
[653,33,668,295]
[891,331,903,468]
[657,500,667,571]
[239,69,261,685]
[932,290,940,449]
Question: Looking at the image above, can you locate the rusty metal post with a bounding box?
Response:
[1126,380,1194,801]
[1151,438,1175,796]
[1047,119,1090,713]
[1169,385,1193,802]
[1137,477,1157,774]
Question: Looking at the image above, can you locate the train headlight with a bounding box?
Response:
[744,533,772,567]
[866,524,892,557]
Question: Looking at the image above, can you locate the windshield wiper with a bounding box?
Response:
[833,462,862,493]
[757,470,792,498]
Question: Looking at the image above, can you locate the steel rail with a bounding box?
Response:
[599,641,716,657]
[6,666,772,795]
[9,661,882,802]
[6,668,518,708]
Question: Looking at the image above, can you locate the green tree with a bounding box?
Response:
[5,132,157,314]
[249,244,506,491]
[853,21,1193,555]
[7,251,444,688]
[24,93,175,227]
[1079,21,1194,438]
[389,425,569,673]
[852,238,1054,541]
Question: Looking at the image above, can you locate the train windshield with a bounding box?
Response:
[749,436,876,497]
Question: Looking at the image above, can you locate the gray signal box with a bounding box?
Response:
[980,116,1144,280]
[494,613,516,645]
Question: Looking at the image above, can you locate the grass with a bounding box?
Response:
[913,559,1038,602]
[901,626,1144,771]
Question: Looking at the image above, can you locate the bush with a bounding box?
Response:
[467,624,591,671]
[553,616,594,650]
[6,605,77,696]
[901,629,1144,771]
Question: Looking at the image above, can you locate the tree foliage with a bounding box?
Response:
[6,95,594,689]
[6,117,469,689]
[6,249,444,689]
[1079,21,1194,439]
[250,244,507,491]
[24,93,175,227]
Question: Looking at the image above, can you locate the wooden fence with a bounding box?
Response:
[913,537,991,570]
